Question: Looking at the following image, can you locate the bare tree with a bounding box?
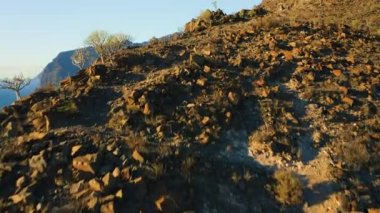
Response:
[0,73,31,100]
[211,0,218,10]
[104,33,132,65]
[85,30,109,64]
[71,47,90,69]
[84,31,132,65]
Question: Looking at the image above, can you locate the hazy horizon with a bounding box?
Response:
[0,0,260,79]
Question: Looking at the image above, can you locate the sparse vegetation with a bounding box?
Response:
[85,31,132,65]
[337,141,370,171]
[104,33,133,65]
[56,100,79,115]
[273,170,303,205]
[211,1,218,10]
[181,156,195,180]
[149,163,165,179]
[1,1,380,212]
[85,30,109,64]
[71,47,91,70]
[0,73,31,100]
[198,9,213,21]
[251,15,290,30]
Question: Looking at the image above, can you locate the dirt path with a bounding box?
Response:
[249,140,342,212]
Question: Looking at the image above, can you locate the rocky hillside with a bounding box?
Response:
[1,2,380,213]
[261,0,380,35]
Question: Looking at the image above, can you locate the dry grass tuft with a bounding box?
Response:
[273,170,303,205]
[337,141,370,171]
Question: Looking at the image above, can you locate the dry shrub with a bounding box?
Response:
[149,163,165,179]
[198,9,213,21]
[181,156,195,180]
[149,37,159,46]
[337,141,370,171]
[125,132,147,150]
[132,64,143,73]
[273,170,303,205]
[249,128,275,145]
[252,15,290,30]
[56,99,79,115]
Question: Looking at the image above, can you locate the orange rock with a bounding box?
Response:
[155,196,176,213]
[292,48,301,56]
[368,209,380,213]
[289,42,297,48]
[132,176,143,184]
[349,66,361,75]
[258,88,271,98]
[9,192,30,204]
[201,116,210,125]
[282,51,294,61]
[366,64,373,71]
[72,154,98,174]
[346,54,355,64]
[71,145,82,156]
[89,179,103,192]
[17,132,47,145]
[132,150,144,163]
[255,78,265,87]
[100,201,115,213]
[197,131,210,144]
[87,196,98,209]
[203,65,211,73]
[32,117,46,131]
[370,133,380,140]
[306,72,315,81]
[228,92,239,105]
[155,196,166,211]
[143,103,152,115]
[270,51,278,57]
[332,69,342,77]
[201,46,211,56]
[339,86,348,95]
[196,78,207,87]
[342,96,354,106]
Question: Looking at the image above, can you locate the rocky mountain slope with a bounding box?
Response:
[1,2,380,213]
[261,0,380,35]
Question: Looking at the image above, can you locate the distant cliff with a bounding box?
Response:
[40,48,97,86]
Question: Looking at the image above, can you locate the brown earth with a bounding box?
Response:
[261,0,380,35]
[1,2,380,213]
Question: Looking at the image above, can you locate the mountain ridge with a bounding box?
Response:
[39,48,97,86]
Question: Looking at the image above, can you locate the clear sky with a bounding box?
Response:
[0,0,261,79]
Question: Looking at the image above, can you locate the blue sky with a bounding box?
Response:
[0,0,260,78]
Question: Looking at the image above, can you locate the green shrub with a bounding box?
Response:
[273,170,303,205]
[56,100,79,115]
